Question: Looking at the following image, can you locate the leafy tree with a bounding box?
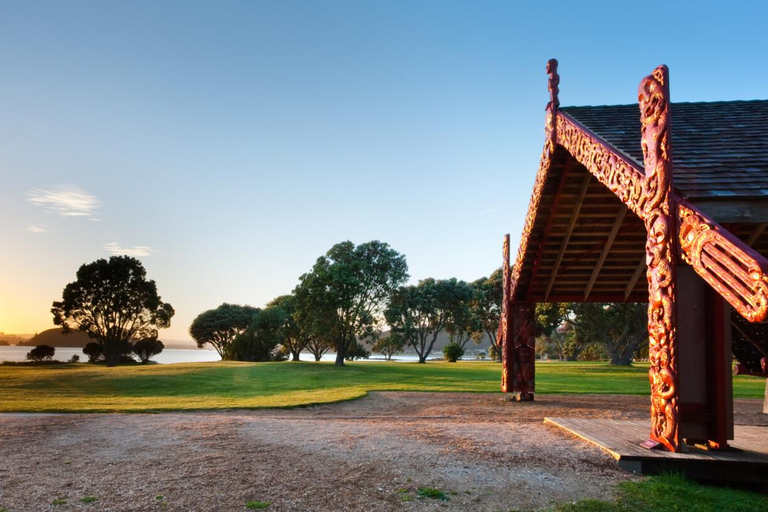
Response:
[295,240,408,366]
[51,256,174,367]
[189,303,259,359]
[548,321,593,361]
[267,294,310,361]
[26,344,55,362]
[470,269,503,358]
[371,333,405,361]
[445,280,482,350]
[83,341,104,362]
[305,335,332,361]
[133,338,165,363]
[385,278,467,364]
[225,307,287,362]
[442,342,464,362]
[569,303,648,365]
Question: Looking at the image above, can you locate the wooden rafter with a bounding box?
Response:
[624,256,646,301]
[585,204,628,300]
[544,173,591,301]
[526,157,572,301]
[747,223,768,246]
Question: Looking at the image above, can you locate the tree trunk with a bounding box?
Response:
[610,353,633,366]
[291,351,301,361]
[105,343,121,367]
[334,351,345,366]
[314,354,321,361]
[418,356,426,363]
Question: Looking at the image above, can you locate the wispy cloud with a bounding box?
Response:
[105,242,154,257]
[27,225,47,233]
[28,187,99,217]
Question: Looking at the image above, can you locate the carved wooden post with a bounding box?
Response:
[500,234,513,392]
[511,302,536,400]
[639,65,680,452]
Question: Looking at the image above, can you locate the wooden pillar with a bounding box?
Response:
[639,65,681,452]
[511,302,536,400]
[676,266,734,448]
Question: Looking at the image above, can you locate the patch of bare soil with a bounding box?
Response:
[0,393,762,511]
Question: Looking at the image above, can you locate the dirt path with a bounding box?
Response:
[0,393,764,511]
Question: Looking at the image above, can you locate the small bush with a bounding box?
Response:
[83,342,104,363]
[68,354,80,363]
[345,342,371,361]
[442,343,464,362]
[132,338,164,363]
[26,344,55,362]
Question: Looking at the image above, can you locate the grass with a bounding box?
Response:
[246,500,271,509]
[417,487,449,501]
[80,496,97,504]
[0,360,763,413]
[551,473,768,511]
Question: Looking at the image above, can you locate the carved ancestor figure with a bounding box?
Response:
[511,303,536,399]
[638,65,680,452]
[500,234,513,392]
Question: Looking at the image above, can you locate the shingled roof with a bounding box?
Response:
[561,100,768,199]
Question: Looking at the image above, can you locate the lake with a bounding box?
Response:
[0,345,436,364]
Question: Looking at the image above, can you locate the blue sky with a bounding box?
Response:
[1,1,766,341]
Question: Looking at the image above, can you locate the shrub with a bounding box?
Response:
[68,354,80,363]
[345,342,371,361]
[83,342,104,363]
[489,344,501,361]
[26,344,55,362]
[132,338,164,363]
[442,342,464,362]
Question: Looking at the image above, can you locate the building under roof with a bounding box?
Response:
[500,61,768,454]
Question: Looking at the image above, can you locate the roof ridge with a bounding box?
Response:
[562,99,768,109]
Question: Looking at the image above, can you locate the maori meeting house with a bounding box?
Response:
[499,60,768,455]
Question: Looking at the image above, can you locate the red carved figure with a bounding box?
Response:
[500,234,513,392]
[638,65,680,452]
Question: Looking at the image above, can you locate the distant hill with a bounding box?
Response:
[19,328,92,348]
[0,339,9,346]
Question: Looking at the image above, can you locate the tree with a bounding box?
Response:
[569,303,648,365]
[267,294,310,361]
[189,303,260,359]
[445,280,482,350]
[344,341,371,361]
[442,342,464,362]
[470,269,503,359]
[51,256,175,367]
[225,307,287,362]
[305,336,332,361]
[295,240,408,366]
[26,345,55,362]
[371,333,405,361]
[385,278,466,364]
[133,338,165,363]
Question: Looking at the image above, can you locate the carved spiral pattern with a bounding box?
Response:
[639,65,679,452]
[679,202,768,322]
[511,302,536,394]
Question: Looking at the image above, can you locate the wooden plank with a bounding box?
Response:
[545,174,591,301]
[748,223,768,246]
[585,205,628,300]
[624,256,646,300]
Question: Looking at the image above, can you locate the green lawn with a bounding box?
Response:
[0,360,764,413]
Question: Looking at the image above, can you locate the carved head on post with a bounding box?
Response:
[546,58,560,112]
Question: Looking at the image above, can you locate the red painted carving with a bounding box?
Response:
[499,234,512,392]
[509,59,561,300]
[511,302,536,399]
[556,113,645,218]
[639,65,679,452]
[678,201,768,323]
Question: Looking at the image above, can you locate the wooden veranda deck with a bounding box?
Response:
[545,417,768,482]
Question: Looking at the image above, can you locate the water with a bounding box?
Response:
[0,345,437,364]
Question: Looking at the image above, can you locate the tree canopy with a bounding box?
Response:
[385,278,468,363]
[470,269,503,358]
[266,294,310,361]
[295,240,408,366]
[51,255,174,367]
[189,303,260,358]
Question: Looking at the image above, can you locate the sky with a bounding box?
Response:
[1,1,767,343]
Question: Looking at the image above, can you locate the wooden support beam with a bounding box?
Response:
[585,205,627,300]
[545,174,591,301]
[624,255,646,300]
[526,158,572,300]
[747,223,768,246]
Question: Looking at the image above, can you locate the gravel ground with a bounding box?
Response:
[0,393,764,512]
